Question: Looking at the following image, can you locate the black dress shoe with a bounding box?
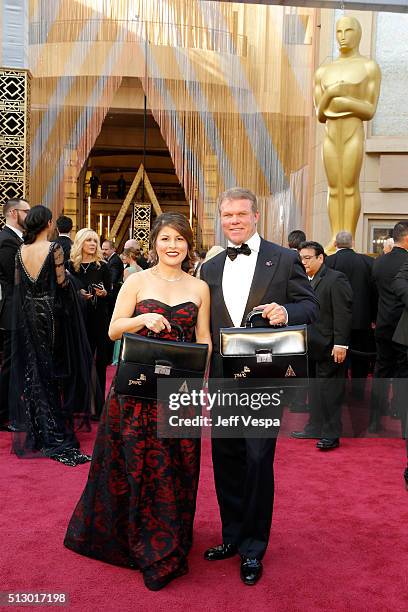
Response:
[240,557,263,586]
[291,430,320,439]
[204,543,237,561]
[404,467,408,491]
[316,438,339,450]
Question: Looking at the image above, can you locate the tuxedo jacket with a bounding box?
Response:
[372,246,408,339]
[0,226,23,329]
[325,248,376,329]
[54,235,73,264]
[200,238,319,374]
[307,265,353,362]
[107,253,124,287]
[391,260,408,347]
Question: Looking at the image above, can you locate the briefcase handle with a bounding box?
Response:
[147,322,186,342]
[245,308,287,329]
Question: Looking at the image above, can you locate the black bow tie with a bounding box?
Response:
[226,243,251,261]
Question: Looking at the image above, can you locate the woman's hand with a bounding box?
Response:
[141,313,171,334]
[94,286,107,298]
[80,289,93,300]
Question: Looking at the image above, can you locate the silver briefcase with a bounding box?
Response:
[220,309,308,387]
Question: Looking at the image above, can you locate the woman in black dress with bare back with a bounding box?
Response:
[10,206,93,466]
[64,212,211,590]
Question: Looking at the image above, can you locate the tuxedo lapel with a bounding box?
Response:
[211,251,234,328]
[241,239,280,325]
[4,226,22,244]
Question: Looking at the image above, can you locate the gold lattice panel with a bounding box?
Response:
[0,69,31,228]
[133,203,151,253]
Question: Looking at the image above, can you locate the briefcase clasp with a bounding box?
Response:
[155,364,172,375]
[256,349,273,364]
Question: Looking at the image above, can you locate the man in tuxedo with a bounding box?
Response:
[200,188,318,585]
[391,262,408,489]
[0,198,30,429]
[325,231,376,400]
[54,215,73,264]
[370,221,408,430]
[102,240,123,361]
[102,239,123,301]
[292,241,353,449]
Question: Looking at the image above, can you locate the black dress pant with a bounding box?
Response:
[307,358,346,438]
[371,338,408,421]
[349,329,375,398]
[87,314,109,417]
[0,330,12,425]
[211,436,277,560]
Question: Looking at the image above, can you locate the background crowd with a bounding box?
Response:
[0,199,407,478]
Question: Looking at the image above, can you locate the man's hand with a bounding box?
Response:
[331,346,347,364]
[257,303,288,326]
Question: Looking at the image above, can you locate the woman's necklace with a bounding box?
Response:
[80,262,93,273]
[152,268,183,282]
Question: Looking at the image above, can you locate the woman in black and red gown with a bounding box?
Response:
[64,212,211,590]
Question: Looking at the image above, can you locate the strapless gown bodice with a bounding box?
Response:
[135,299,198,342]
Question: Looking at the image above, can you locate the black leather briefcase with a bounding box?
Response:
[220,310,308,388]
[115,323,208,399]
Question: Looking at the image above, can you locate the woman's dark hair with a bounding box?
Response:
[23,205,52,244]
[149,212,194,272]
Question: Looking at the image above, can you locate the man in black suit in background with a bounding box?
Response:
[0,198,30,429]
[102,240,123,361]
[292,241,353,449]
[325,230,376,400]
[102,239,123,301]
[200,188,318,586]
[370,221,408,430]
[287,229,306,251]
[54,215,73,264]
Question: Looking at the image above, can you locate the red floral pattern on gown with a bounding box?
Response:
[64,300,200,589]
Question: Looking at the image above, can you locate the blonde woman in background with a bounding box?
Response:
[68,229,112,419]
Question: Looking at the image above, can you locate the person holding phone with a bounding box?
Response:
[68,229,112,419]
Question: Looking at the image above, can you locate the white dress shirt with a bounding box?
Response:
[5,224,23,240]
[222,233,261,327]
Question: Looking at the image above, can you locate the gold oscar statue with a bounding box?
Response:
[314,16,381,252]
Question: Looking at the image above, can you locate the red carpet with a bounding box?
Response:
[1,437,407,610]
[1,385,407,611]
